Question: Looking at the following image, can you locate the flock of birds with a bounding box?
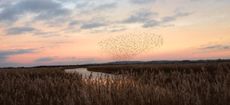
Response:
[98,33,163,60]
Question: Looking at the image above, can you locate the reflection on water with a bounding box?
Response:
[65,68,114,79]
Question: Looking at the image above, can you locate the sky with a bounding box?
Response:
[0,0,230,67]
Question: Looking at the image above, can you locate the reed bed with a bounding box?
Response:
[0,62,230,105]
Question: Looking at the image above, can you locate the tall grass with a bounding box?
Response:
[0,62,230,105]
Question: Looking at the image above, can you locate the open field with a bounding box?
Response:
[0,61,230,105]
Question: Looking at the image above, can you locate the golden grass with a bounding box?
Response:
[0,62,230,105]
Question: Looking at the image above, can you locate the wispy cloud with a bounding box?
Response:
[6,26,35,35]
[80,18,108,29]
[0,49,35,67]
[94,2,117,10]
[81,22,107,29]
[200,44,230,51]
[0,49,35,60]
[0,0,70,23]
[0,0,192,34]
[123,10,158,23]
[0,0,229,67]
[130,0,156,4]
[34,57,54,62]
[74,0,117,11]
[68,20,80,27]
[122,9,191,28]
[161,12,190,23]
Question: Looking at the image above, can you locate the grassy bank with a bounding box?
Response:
[0,62,230,105]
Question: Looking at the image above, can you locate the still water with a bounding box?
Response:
[65,68,114,79]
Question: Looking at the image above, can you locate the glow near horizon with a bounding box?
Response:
[0,0,230,67]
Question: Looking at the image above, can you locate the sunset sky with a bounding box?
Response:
[0,0,230,67]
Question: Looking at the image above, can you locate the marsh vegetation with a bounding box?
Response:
[0,62,230,105]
